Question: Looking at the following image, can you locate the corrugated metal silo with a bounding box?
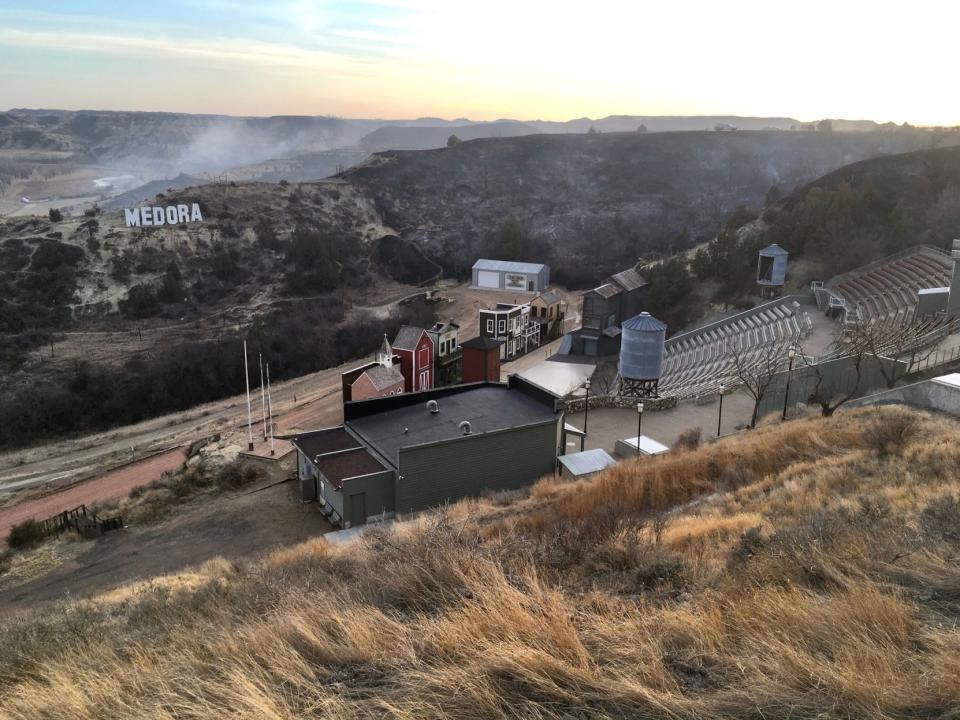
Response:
[619,311,666,397]
[757,244,789,295]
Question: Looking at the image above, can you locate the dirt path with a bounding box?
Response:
[0,480,332,613]
[0,448,187,538]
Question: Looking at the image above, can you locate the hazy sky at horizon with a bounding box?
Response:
[1,0,957,125]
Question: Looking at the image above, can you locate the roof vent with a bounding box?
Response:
[426,400,439,414]
[459,420,472,436]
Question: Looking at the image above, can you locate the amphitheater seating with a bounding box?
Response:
[659,298,807,401]
[829,247,953,323]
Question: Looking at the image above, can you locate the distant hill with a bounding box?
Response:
[358,120,541,152]
[753,143,960,278]
[341,128,957,284]
[100,173,208,211]
[204,149,370,183]
[656,143,960,331]
[529,115,804,133]
[0,110,383,175]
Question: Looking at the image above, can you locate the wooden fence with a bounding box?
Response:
[38,504,123,540]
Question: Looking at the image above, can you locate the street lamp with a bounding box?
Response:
[717,382,725,438]
[782,346,797,421]
[636,401,644,459]
[583,379,591,436]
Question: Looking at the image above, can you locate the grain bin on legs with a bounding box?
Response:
[618,311,666,397]
[757,244,789,297]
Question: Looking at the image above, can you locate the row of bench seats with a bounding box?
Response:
[658,300,809,401]
[833,250,952,322]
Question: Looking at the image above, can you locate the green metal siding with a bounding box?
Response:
[341,469,395,524]
[396,420,559,514]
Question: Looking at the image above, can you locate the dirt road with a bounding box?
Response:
[0,448,187,538]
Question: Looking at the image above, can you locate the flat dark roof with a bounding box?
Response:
[314,448,386,489]
[293,427,361,459]
[462,337,502,350]
[347,385,557,467]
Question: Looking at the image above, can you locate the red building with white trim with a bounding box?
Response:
[392,325,434,392]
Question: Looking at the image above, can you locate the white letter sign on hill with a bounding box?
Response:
[124,203,203,227]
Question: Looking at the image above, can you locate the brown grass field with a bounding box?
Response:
[1,406,960,718]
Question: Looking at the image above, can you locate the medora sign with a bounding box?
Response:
[124,203,203,227]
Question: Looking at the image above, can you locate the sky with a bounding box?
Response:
[1,0,958,125]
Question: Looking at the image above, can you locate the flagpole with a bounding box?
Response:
[243,340,253,451]
[259,353,267,441]
[266,362,275,456]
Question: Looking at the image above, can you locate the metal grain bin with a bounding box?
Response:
[757,244,789,289]
[619,312,666,397]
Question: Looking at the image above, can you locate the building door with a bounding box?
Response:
[349,493,366,527]
[477,270,499,288]
[419,368,430,390]
[528,280,534,291]
[584,338,598,356]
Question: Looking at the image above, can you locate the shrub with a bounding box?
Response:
[919,495,960,544]
[727,525,765,567]
[633,551,686,589]
[480,487,528,507]
[675,426,702,451]
[215,461,266,490]
[47,208,62,222]
[7,519,46,550]
[861,408,919,456]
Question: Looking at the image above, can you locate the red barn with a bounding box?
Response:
[392,326,434,392]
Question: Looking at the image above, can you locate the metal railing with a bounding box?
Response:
[909,344,960,374]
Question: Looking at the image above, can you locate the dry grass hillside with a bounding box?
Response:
[2,406,960,718]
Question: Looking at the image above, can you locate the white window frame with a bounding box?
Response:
[486,318,494,333]
[498,318,506,334]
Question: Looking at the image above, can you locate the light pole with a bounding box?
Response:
[583,379,591,437]
[636,401,644,459]
[717,382,725,438]
[782,346,797,421]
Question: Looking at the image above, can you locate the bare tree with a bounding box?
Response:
[727,338,794,428]
[590,358,620,396]
[797,332,870,417]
